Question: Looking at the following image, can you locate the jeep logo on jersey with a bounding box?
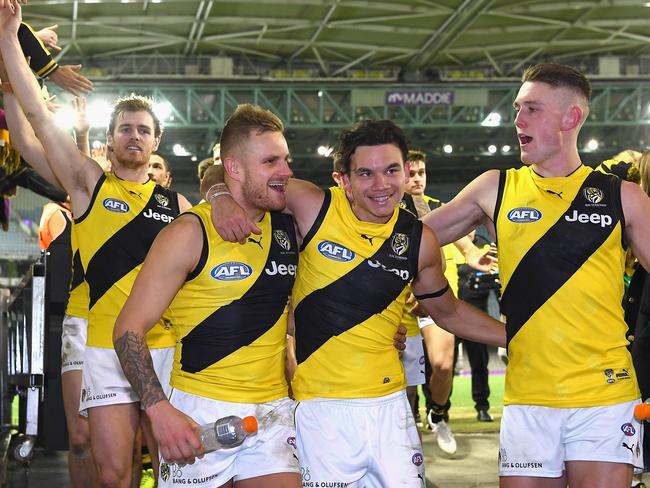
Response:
[565,210,612,228]
[210,262,253,281]
[103,198,130,213]
[273,230,291,251]
[317,241,355,262]
[391,233,409,256]
[583,187,604,204]
[507,207,541,223]
[154,193,170,208]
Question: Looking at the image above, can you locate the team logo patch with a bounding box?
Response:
[507,207,541,223]
[160,462,170,482]
[604,369,615,384]
[583,187,604,204]
[210,262,253,281]
[317,241,355,262]
[412,452,424,466]
[621,423,636,436]
[273,230,291,251]
[154,193,170,208]
[391,233,409,256]
[103,198,129,213]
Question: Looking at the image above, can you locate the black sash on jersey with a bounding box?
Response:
[500,171,623,346]
[180,212,298,373]
[85,184,179,309]
[295,209,422,364]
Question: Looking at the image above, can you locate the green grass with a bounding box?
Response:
[418,373,505,433]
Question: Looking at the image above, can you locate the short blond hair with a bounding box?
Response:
[220,104,284,158]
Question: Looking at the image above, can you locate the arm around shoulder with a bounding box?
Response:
[412,226,506,347]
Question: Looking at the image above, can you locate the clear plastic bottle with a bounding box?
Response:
[199,415,258,454]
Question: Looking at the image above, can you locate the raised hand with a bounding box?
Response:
[36,24,61,52]
[49,64,94,96]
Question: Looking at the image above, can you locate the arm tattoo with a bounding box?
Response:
[114,331,166,409]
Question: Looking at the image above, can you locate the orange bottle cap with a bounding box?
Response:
[634,403,650,421]
[243,416,258,433]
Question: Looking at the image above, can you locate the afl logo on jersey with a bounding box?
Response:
[507,207,541,223]
[273,230,292,251]
[103,198,130,213]
[210,262,253,281]
[317,241,355,262]
[621,423,636,436]
[412,453,424,466]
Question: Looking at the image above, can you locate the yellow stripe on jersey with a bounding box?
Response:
[496,165,638,407]
[75,173,180,348]
[292,187,422,400]
[168,204,298,403]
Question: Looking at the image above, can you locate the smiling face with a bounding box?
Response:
[341,144,407,224]
[235,130,293,213]
[107,110,160,170]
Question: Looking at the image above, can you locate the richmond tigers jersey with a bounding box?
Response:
[65,219,89,319]
[168,203,298,402]
[75,172,180,348]
[496,165,638,407]
[399,194,459,336]
[292,187,422,400]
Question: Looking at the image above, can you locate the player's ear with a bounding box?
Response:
[222,156,241,181]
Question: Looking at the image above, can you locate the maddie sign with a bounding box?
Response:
[385,90,454,106]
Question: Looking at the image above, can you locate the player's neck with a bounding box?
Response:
[531,151,582,178]
[112,161,150,184]
[231,189,265,223]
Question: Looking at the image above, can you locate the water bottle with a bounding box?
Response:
[634,400,650,422]
[199,415,258,454]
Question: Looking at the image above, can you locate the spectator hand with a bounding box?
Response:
[72,96,90,133]
[36,24,61,51]
[466,244,498,273]
[49,64,93,96]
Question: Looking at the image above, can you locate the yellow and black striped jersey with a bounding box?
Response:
[168,203,298,402]
[496,164,638,407]
[75,173,180,348]
[65,220,89,319]
[292,187,422,400]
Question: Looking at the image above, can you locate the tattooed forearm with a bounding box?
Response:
[114,331,166,410]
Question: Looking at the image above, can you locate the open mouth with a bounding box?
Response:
[518,135,533,146]
[269,182,287,193]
